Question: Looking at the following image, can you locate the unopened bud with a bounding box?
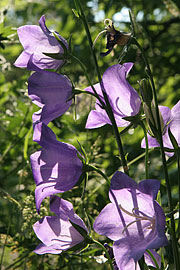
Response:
[140,78,153,106]
[144,102,165,137]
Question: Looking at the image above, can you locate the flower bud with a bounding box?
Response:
[140,78,153,106]
[144,102,165,137]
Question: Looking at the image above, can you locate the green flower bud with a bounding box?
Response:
[140,78,153,106]
[144,102,165,137]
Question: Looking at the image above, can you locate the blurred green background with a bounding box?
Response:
[0,0,179,269]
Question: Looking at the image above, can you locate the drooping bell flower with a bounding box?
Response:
[85,63,141,129]
[30,122,83,212]
[141,101,180,156]
[94,171,167,270]
[14,15,68,70]
[33,196,88,254]
[28,70,72,124]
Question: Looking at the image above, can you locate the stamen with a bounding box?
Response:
[118,204,155,233]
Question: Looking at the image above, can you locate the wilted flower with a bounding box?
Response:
[30,123,83,212]
[14,15,68,70]
[98,19,131,57]
[94,171,167,270]
[28,70,72,124]
[33,196,88,254]
[85,63,141,129]
[141,101,180,156]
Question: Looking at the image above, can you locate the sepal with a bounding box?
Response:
[140,78,153,106]
[168,127,179,150]
[53,32,68,54]
[69,219,87,238]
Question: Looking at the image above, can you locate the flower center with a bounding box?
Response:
[118,204,155,233]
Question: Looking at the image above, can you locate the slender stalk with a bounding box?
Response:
[140,121,149,179]
[177,152,180,238]
[127,148,154,167]
[92,239,114,270]
[70,54,102,102]
[74,0,128,175]
[86,164,110,184]
[132,37,179,269]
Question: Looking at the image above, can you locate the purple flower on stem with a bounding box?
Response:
[85,63,141,129]
[14,15,68,70]
[33,196,88,254]
[141,101,180,156]
[94,171,167,270]
[28,70,72,124]
[30,122,83,212]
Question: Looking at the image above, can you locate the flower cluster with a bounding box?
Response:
[15,15,87,254]
[14,15,175,270]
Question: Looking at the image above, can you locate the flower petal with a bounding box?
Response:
[33,216,84,250]
[85,110,110,129]
[85,63,141,129]
[138,179,160,200]
[50,196,88,232]
[14,15,68,70]
[93,203,123,241]
[102,63,141,117]
[28,71,72,124]
[34,243,62,255]
[30,123,83,211]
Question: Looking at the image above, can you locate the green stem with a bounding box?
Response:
[177,151,180,238]
[74,88,105,102]
[70,55,102,102]
[140,121,149,179]
[92,239,114,270]
[0,188,21,209]
[74,0,128,175]
[86,164,110,184]
[132,37,179,269]
[146,250,160,270]
[127,148,154,167]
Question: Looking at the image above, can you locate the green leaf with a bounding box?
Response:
[72,8,79,18]
[23,126,33,160]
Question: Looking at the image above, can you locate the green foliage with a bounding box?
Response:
[0,0,179,269]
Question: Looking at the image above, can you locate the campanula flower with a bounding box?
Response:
[94,171,167,270]
[141,101,180,156]
[14,15,68,70]
[85,63,141,129]
[30,123,83,212]
[33,196,88,254]
[28,70,72,124]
